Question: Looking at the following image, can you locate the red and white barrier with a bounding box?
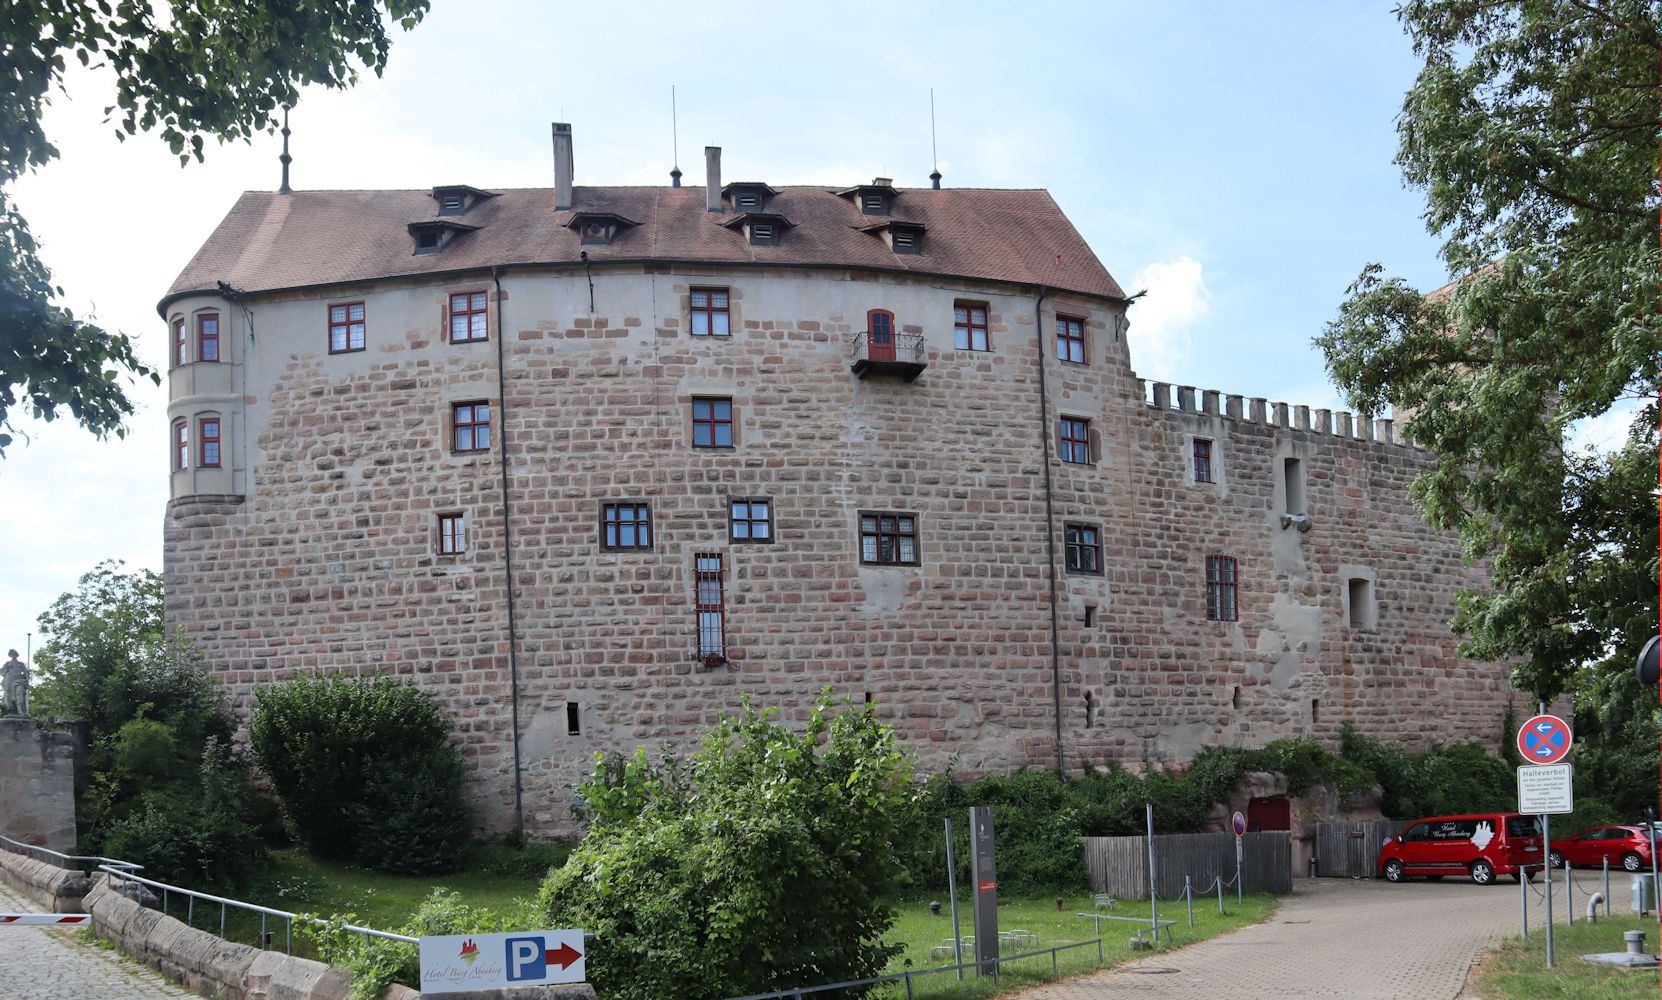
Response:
[0,914,89,925]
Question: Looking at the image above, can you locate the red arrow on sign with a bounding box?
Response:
[544,942,582,970]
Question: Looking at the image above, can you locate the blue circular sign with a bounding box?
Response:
[1517,715,1572,765]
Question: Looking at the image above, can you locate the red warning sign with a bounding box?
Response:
[978,879,996,893]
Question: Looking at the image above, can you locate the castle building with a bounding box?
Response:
[161,125,1519,835]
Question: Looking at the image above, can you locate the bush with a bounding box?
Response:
[303,890,543,1000]
[540,697,913,1000]
[99,738,266,890]
[250,675,472,874]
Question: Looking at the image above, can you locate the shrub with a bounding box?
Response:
[540,697,913,1000]
[99,738,266,890]
[250,675,472,873]
[303,890,543,1000]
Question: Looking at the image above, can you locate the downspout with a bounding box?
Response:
[493,266,526,841]
[1032,286,1064,776]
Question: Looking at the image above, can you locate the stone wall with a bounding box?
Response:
[0,716,77,852]
[163,263,1521,837]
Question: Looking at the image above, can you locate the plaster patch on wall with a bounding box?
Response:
[856,566,910,615]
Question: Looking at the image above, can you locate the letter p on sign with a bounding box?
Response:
[506,937,546,982]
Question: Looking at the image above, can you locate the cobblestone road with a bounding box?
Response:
[1012,874,1595,1000]
[0,879,192,999]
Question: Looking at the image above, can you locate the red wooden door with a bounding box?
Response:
[868,310,895,362]
[1247,796,1291,832]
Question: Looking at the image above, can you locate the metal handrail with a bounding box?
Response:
[724,935,1106,1000]
[846,328,926,363]
[99,864,416,953]
[0,833,141,873]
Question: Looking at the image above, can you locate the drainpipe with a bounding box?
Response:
[493,266,526,841]
[1032,286,1064,776]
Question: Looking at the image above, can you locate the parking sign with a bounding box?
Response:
[419,930,585,994]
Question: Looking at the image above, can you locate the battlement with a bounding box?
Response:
[1138,380,1417,450]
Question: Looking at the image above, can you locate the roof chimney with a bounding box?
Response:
[552,123,574,210]
[705,146,722,212]
[930,168,942,190]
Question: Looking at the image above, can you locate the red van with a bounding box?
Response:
[1377,813,1544,885]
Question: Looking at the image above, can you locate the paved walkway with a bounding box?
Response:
[1012,875,1593,999]
[0,878,192,999]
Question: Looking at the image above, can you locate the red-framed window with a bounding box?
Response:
[1206,555,1239,622]
[438,513,466,555]
[328,302,366,353]
[449,291,489,343]
[1193,439,1214,483]
[1059,417,1092,465]
[172,318,187,367]
[695,552,727,659]
[1057,315,1086,363]
[859,510,919,566]
[954,302,989,351]
[197,416,221,468]
[690,288,730,336]
[172,419,188,471]
[729,497,773,543]
[1064,523,1102,574]
[452,401,491,452]
[196,313,220,362]
[600,501,652,551]
[691,397,734,448]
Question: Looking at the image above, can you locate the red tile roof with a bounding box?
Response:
[162,185,1126,311]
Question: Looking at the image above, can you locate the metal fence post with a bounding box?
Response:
[220,901,226,939]
[1217,875,1225,915]
[1520,863,1528,939]
[1566,861,1573,925]
[904,970,914,1000]
[1184,875,1193,928]
[1603,856,1610,917]
[944,818,963,982]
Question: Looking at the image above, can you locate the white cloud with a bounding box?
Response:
[1568,399,1646,455]
[1125,256,1209,382]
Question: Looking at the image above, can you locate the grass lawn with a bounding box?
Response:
[1474,915,1662,999]
[871,892,1279,998]
[158,851,1279,998]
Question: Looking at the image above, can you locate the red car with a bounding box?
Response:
[1378,813,1544,885]
[1548,825,1655,873]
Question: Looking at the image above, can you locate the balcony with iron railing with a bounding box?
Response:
[848,328,927,382]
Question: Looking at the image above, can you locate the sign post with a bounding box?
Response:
[944,817,963,980]
[1518,712,1573,970]
[969,806,999,978]
[418,929,585,995]
[1232,810,1247,902]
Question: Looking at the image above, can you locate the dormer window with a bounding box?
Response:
[721,182,778,212]
[430,185,496,217]
[720,212,791,247]
[838,177,899,216]
[564,211,639,247]
[856,219,925,255]
[408,219,479,256]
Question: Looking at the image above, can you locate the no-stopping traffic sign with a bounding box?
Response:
[1516,714,1572,765]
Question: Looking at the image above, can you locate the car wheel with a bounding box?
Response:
[1470,860,1495,885]
[1548,850,1564,869]
[1623,853,1644,872]
[1383,859,1405,883]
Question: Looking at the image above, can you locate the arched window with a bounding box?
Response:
[172,419,189,471]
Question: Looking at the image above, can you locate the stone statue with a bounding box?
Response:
[1,649,28,717]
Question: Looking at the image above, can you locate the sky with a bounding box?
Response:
[0,1,1567,659]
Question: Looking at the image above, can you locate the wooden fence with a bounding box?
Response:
[1314,820,1405,878]
[1081,831,1292,897]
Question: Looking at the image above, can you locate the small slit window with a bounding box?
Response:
[1283,457,1306,515]
[1193,439,1214,483]
[695,552,727,660]
[1206,555,1239,622]
[1347,577,1377,631]
[566,701,581,736]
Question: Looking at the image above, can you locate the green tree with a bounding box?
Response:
[31,561,265,886]
[0,0,430,456]
[1316,0,1660,700]
[540,697,914,1000]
